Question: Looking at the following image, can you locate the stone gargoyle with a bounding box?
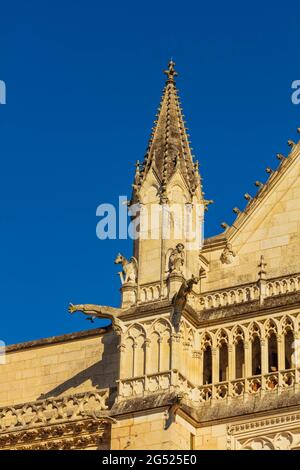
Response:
[171,275,199,328]
[114,253,138,285]
[68,303,127,333]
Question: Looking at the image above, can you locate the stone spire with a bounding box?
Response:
[133,60,202,202]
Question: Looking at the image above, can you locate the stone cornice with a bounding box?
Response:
[0,419,109,450]
[193,291,300,327]
[119,300,172,323]
[110,392,178,418]
[178,390,300,428]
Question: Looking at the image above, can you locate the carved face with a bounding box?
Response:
[114,253,123,264]
[189,276,199,286]
[176,243,184,252]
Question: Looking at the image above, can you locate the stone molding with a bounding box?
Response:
[0,390,108,434]
[227,412,300,450]
[0,391,111,450]
[0,419,109,450]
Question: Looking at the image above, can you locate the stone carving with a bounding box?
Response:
[220,242,236,265]
[191,273,300,313]
[119,378,145,398]
[0,391,109,433]
[243,437,274,450]
[0,391,111,449]
[167,243,185,274]
[114,253,138,284]
[68,303,126,332]
[118,372,172,399]
[239,431,298,450]
[227,416,300,450]
[0,420,109,450]
[172,275,199,327]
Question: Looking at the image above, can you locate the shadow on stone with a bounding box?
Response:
[38,332,120,408]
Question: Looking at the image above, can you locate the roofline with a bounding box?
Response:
[5,326,111,353]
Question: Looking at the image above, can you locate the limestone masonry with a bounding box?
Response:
[1,61,300,450]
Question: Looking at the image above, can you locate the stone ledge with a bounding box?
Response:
[111,392,178,416]
[181,388,300,425]
[196,291,300,324]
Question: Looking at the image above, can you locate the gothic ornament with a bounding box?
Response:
[220,242,236,264]
[68,303,126,333]
[114,253,138,284]
[171,275,199,328]
[168,243,185,274]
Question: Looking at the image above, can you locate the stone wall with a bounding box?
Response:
[0,328,118,407]
[111,411,191,450]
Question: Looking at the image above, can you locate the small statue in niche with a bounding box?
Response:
[114,253,138,284]
[220,242,236,265]
[168,243,185,274]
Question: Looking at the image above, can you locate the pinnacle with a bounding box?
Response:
[132,61,202,201]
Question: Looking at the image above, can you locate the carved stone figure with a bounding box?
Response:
[220,242,236,264]
[114,253,138,284]
[168,243,185,274]
[171,275,199,328]
[68,303,127,332]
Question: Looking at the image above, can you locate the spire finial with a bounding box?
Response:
[164,59,178,83]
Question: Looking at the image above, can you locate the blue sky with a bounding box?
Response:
[0,1,299,344]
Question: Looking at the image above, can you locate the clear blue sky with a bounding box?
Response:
[1,1,299,344]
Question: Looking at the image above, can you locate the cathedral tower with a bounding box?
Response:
[128,61,205,305]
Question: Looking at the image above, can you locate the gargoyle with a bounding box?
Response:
[171,275,199,328]
[68,303,127,333]
[114,253,138,285]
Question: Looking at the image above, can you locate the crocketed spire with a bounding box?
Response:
[132,60,202,203]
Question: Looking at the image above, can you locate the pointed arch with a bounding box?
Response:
[127,322,147,338]
[248,321,262,341]
[126,323,146,378]
[280,315,295,334]
[216,328,229,347]
[264,318,278,338]
[151,317,172,335]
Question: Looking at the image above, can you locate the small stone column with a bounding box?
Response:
[170,332,180,371]
[261,338,268,393]
[228,344,234,380]
[277,336,284,388]
[257,255,267,305]
[260,339,268,373]
[212,347,219,399]
[227,344,234,399]
[193,350,202,386]
[144,338,151,392]
[120,282,137,308]
[294,332,300,389]
[144,338,151,375]
[117,340,126,400]
[158,337,163,373]
[277,336,284,371]
[244,341,251,377]
[244,341,251,396]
